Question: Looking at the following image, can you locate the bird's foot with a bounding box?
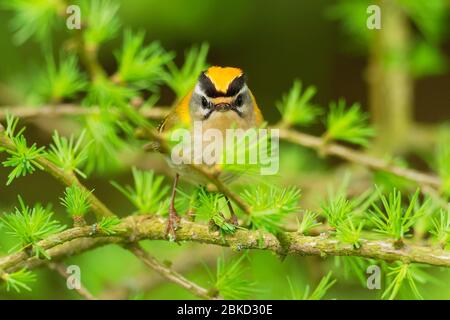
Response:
[229,214,239,226]
[165,208,181,241]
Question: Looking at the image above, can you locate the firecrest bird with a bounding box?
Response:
[158,66,264,239]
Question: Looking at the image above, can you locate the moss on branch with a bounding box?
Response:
[1,215,449,274]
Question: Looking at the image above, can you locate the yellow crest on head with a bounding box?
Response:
[205,66,243,93]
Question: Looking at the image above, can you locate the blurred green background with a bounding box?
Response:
[0,0,449,300]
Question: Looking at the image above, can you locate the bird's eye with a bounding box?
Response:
[235,94,243,107]
[201,96,209,108]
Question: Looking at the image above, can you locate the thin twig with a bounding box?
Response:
[48,262,97,300]
[127,243,220,300]
[190,163,252,214]
[100,246,220,300]
[0,104,168,121]
[277,128,442,189]
[61,0,104,81]
[422,184,449,210]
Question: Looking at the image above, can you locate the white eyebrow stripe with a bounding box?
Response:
[194,83,206,97]
[235,84,248,97]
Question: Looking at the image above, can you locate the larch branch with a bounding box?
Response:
[0,133,115,219]
[0,104,168,121]
[1,216,449,275]
[100,247,219,300]
[277,128,442,189]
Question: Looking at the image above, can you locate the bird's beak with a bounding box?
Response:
[214,103,232,112]
[211,97,233,112]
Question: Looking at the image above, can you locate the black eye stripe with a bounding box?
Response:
[201,96,209,108]
[235,94,243,107]
[198,72,218,97]
[226,74,246,96]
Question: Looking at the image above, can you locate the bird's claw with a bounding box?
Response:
[165,209,181,241]
[229,214,239,226]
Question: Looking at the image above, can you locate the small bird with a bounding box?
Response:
[158,66,264,239]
